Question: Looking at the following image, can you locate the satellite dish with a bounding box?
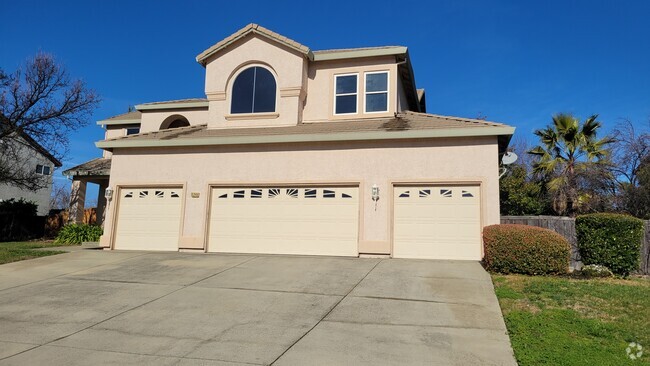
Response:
[502,152,518,165]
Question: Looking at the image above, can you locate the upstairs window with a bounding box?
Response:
[125,127,140,135]
[334,74,358,115]
[36,164,51,175]
[365,71,388,113]
[231,66,276,114]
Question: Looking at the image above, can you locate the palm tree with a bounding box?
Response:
[528,114,613,216]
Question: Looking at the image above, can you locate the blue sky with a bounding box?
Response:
[1,0,649,202]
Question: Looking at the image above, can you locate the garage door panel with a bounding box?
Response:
[208,187,359,256]
[393,185,481,260]
[114,188,183,251]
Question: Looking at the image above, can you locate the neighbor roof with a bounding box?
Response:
[18,132,62,167]
[96,111,514,151]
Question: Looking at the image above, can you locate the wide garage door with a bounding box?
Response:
[393,185,481,260]
[207,186,359,256]
[113,187,183,251]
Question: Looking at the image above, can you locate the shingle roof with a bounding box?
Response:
[196,24,311,65]
[62,158,111,177]
[100,111,511,145]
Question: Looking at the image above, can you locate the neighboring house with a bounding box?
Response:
[67,24,515,260]
[0,134,62,216]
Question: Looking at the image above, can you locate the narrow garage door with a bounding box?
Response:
[208,187,359,256]
[393,185,481,260]
[113,187,183,251]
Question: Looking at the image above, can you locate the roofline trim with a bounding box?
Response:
[135,101,210,111]
[312,46,408,61]
[96,126,515,150]
[96,119,141,126]
[196,24,312,66]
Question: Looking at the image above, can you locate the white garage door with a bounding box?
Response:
[207,186,359,256]
[113,187,183,251]
[393,185,481,260]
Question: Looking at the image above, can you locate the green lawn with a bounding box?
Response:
[493,274,650,366]
[0,241,74,265]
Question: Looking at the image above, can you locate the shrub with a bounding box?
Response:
[483,224,570,275]
[579,264,613,278]
[575,213,644,276]
[0,199,37,216]
[55,224,102,245]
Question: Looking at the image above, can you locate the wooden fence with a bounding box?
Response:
[501,216,650,275]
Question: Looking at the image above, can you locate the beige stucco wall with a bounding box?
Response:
[203,35,307,129]
[139,108,209,133]
[100,136,500,255]
[302,57,398,122]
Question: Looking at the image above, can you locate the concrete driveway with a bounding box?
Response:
[0,249,516,365]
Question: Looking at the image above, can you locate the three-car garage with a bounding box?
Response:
[110,183,483,260]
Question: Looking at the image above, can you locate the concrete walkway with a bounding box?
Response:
[0,250,516,365]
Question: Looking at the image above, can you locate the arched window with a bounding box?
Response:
[231,66,276,114]
[160,115,190,130]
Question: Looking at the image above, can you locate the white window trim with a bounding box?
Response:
[35,164,50,176]
[363,71,389,114]
[333,73,359,116]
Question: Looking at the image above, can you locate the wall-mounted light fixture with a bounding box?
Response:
[371,184,380,201]
[104,187,114,201]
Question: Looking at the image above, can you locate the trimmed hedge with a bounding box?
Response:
[483,224,570,275]
[55,224,103,245]
[575,213,644,276]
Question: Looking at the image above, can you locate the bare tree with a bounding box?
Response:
[610,119,650,186]
[0,53,100,191]
[49,180,71,210]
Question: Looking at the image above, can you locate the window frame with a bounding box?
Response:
[35,164,51,175]
[333,73,359,116]
[125,127,140,136]
[229,65,278,115]
[363,71,390,114]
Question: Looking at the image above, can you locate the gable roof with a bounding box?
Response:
[18,132,63,167]
[96,111,514,152]
[196,23,312,66]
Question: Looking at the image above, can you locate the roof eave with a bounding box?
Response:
[96,126,515,151]
[196,24,311,66]
[312,46,408,61]
[96,119,142,126]
[135,101,210,111]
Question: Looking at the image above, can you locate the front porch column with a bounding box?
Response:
[68,178,87,224]
[96,181,108,227]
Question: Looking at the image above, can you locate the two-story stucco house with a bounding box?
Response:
[67,24,515,260]
[0,133,62,216]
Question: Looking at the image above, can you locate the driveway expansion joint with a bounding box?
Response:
[268,258,385,365]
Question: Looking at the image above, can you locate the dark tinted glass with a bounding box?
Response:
[336,95,356,114]
[253,67,276,113]
[366,93,387,112]
[336,75,357,94]
[231,67,255,113]
[366,73,388,92]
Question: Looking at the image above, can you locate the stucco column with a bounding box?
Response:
[96,181,108,226]
[68,178,87,224]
